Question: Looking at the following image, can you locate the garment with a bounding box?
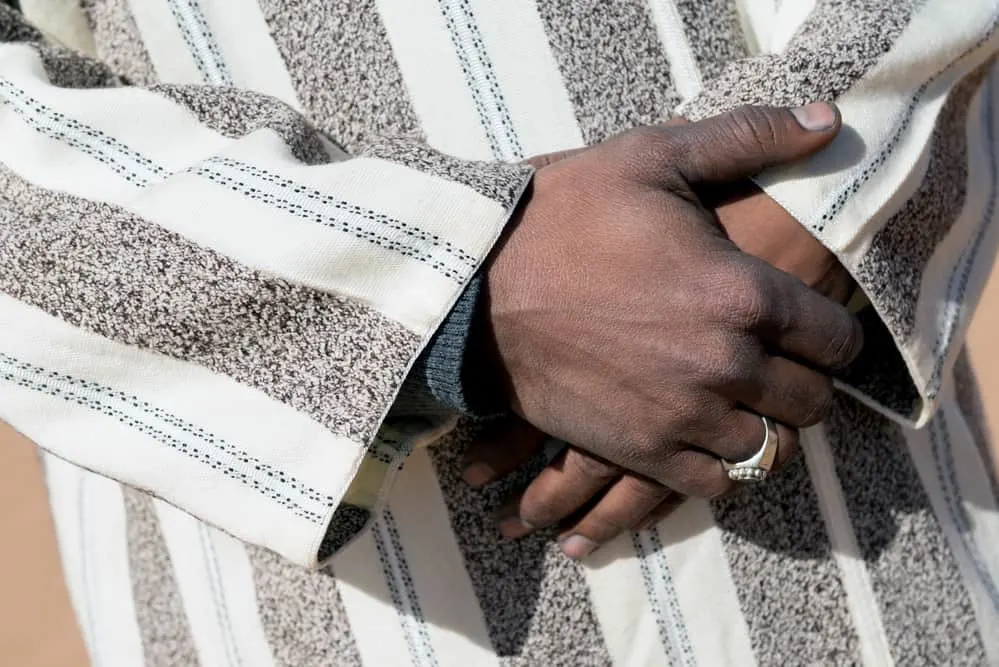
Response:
[3,0,999,664]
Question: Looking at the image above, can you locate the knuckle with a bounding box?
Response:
[709,337,760,389]
[799,378,835,427]
[822,312,863,368]
[727,105,781,155]
[518,494,560,528]
[724,264,776,329]
[566,450,619,482]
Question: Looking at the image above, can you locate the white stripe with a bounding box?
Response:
[377,0,494,160]
[0,43,510,334]
[44,458,145,667]
[457,0,586,155]
[583,534,670,666]
[372,512,439,666]
[906,398,999,664]
[384,449,501,666]
[732,0,777,55]
[754,0,999,251]
[768,0,816,53]
[651,500,757,667]
[153,500,277,667]
[802,426,895,667]
[333,529,416,666]
[166,0,232,85]
[634,530,697,667]
[0,295,363,567]
[125,0,203,84]
[180,0,303,109]
[647,0,705,101]
[914,68,997,397]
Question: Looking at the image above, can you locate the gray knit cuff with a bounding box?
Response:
[408,271,506,418]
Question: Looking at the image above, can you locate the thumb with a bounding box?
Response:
[672,102,840,185]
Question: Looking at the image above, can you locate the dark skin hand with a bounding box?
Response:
[462,103,862,558]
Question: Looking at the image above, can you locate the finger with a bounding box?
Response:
[637,494,687,531]
[697,410,799,470]
[462,418,548,487]
[557,475,673,559]
[672,103,841,185]
[526,147,587,169]
[497,448,618,539]
[656,449,735,499]
[760,268,865,370]
[734,356,835,428]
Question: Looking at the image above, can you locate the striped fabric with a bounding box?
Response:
[6,0,999,664]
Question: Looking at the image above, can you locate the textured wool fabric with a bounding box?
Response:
[8,0,999,664]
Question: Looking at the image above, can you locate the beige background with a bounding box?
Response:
[3,272,999,666]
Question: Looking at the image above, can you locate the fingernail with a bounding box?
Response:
[499,516,534,539]
[559,534,598,560]
[462,462,494,487]
[791,102,836,131]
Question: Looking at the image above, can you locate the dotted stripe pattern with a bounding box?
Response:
[194,157,478,282]
[166,0,233,86]
[0,352,334,523]
[0,79,166,186]
[437,0,523,161]
[633,529,697,667]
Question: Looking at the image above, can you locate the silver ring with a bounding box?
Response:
[722,416,778,482]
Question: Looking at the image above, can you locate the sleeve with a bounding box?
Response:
[0,6,532,567]
[676,0,999,428]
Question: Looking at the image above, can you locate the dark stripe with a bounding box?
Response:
[671,0,749,81]
[952,349,999,500]
[712,455,862,664]
[247,545,363,667]
[535,0,680,144]
[855,63,991,342]
[122,488,201,667]
[430,423,614,665]
[682,0,923,122]
[80,0,158,86]
[826,395,988,664]
[0,167,421,444]
[258,0,421,154]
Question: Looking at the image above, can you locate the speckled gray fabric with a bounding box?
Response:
[151,84,333,165]
[247,545,363,667]
[856,65,991,342]
[682,0,922,121]
[122,488,201,667]
[713,456,863,665]
[257,0,421,154]
[317,504,372,562]
[363,138,532,212]
[0,167,420,443]
[535,0,680,145]
[80,0,157,86]
[37,43,121,88]
[826,394,988,666]
[671,0,749,81]
[430,423,612,666]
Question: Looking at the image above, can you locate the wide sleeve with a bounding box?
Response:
[678,0,999,427]
[0,6,531,567]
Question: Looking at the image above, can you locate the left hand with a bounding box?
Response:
[462,154,856,561]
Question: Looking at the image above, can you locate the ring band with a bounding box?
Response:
[722,416,778,482]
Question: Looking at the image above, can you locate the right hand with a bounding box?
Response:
[473,103,863,503]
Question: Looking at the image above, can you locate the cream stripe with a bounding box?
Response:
[647,0,704,101]
[0,43,508,334]
[905,402,999,664]
[582,535,668,666]
[458,0,585,155]
[654,500,756,667]
[333,530,416,666]
[385,449,501,667]
[123,0,202,83]
[153,500,277,667]
[755,0,999,251]
[0,295,362,567]
[767,0,815,53]
[376,0,493,160]
[186,0,302,108]
[733,0,777,54]
[44,458,145,667]
[802,426,894,667]
[914,70,996,392]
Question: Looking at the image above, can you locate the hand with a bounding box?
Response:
[467,103,862,555]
